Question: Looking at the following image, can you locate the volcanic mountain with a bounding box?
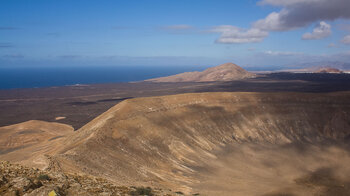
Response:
[54,92,350,195]
[147,62,255,82]
[1,92,350,195]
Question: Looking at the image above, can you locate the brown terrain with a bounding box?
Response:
[146,63,255,82]
[1,64,350,195]
[1,91,350,195]
[1,70,350,130]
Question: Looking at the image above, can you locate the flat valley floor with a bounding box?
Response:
[1,73,350,130]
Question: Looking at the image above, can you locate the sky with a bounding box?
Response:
[1,0,350,68]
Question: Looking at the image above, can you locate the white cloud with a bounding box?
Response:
[212,25,268,44]
[302,21,331,40]
[253,11,290,31]
[213,0,350,44]
[264,50,303,56]
[342,35,350,44]
[254,0,350,31]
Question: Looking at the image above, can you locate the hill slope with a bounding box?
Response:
[147,63,255,82]
[0,120,74,169]
[50,92,350,195]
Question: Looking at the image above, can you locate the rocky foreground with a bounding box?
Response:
[0,161,183,196]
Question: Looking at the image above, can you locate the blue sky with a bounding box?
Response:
[1,0,350,68]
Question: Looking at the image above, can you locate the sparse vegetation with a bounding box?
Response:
[130,186,154,196]
[0,161,173,196]
[38,174,50,181]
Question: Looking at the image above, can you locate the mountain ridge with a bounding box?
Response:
[52,92,350,195]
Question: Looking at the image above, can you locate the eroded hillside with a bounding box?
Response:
[48,92,350,195]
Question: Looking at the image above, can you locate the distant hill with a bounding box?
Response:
[278,66,345,73]
[280,61,350,73]
[314,67,343,73]
[146,62,255,82]
[300,61,350,70]
[280,66,345,73]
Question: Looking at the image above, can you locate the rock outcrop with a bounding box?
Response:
[0,161,171,196]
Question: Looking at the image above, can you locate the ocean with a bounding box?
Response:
[0,65,210,89]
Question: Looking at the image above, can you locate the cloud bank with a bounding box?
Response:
[255,0,350,31]
[215,0,350,44]
[264,50,303,56]
[212,25,268,44]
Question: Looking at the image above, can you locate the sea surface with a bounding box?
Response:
[0,65,211,89]
[0,65,280,89]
